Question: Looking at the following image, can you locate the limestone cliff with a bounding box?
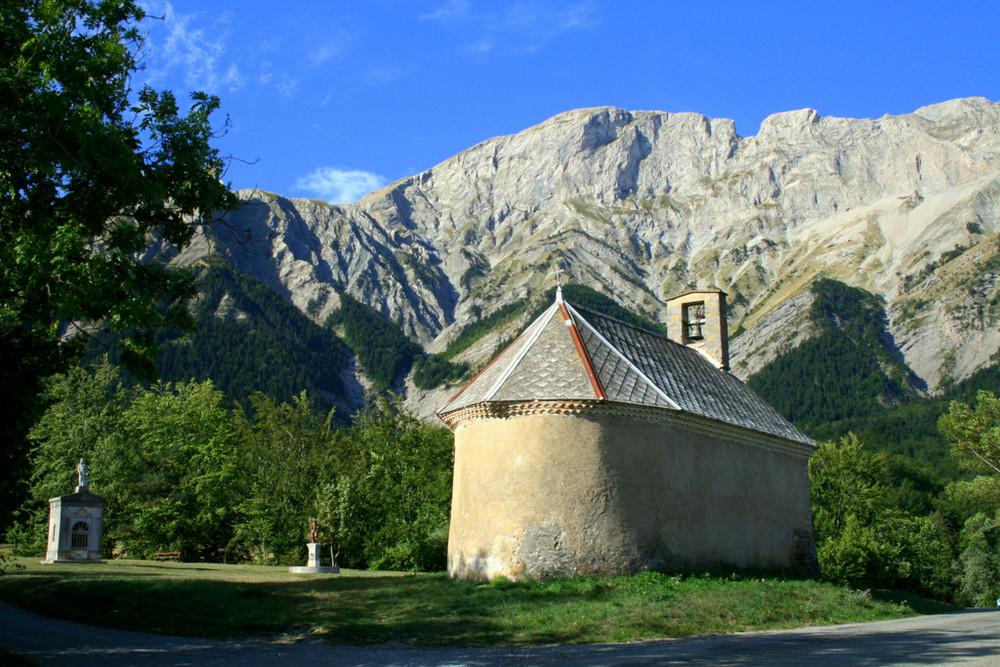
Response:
[176,97,1000,412]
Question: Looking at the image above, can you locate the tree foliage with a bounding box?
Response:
[937,391,1000,606]
[11,364,453,570]
[805,359,1000,482]
[90,261,353,413]
[326,292,419,391]
[952,510,1000,607]
[412,353,468,390]
[13,364,243,560]
[809,434,952,598]
[111,379,242,560]
[317,394,453,571]
[0,0,237,529]
[229,392,341,562]
[2,0,237,371]
[748,279,919,430]
[939,391,1000,476]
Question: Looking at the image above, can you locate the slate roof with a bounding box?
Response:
[438,289,814,446]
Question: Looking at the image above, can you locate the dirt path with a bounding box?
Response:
[2,602,999,665]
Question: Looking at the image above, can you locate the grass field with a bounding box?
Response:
[0,558,959,647]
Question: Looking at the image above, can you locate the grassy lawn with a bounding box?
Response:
[0,558,958,647]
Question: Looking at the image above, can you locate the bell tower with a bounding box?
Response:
[666,289,729,371]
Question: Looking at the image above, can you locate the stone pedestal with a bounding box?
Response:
[42,486,106,564]
[289,542,339,574]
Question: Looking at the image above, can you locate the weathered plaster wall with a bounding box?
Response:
[448,409,813,581]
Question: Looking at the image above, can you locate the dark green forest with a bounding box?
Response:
[89,261,353,413]
[325,292,420,392]
[745,278,1000,482]
[747,279,918,430]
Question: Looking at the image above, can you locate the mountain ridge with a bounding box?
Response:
[170,97,1000,417]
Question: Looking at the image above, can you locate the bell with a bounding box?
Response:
[688,322,703,340]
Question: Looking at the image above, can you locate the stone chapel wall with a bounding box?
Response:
[447,408,814,581]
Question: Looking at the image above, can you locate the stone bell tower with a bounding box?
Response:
[43,459,106,564]
[666,289,729,371]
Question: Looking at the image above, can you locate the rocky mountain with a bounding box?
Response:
[171,97,1000,418]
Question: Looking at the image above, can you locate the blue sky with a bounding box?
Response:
[136,0,1000,204]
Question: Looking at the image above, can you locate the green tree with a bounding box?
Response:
[318,394,453,571]
[953,511,1000,607]
[939,391,1000,476]
[109,380,240,560]
[15,369,349,563]
[11,371,244,560]
[945,475,1000,519]
[229,392,340,563]
[809,434,952,598]
[0,0,238,530]
[810,434,890,540]
[6,360,130,554]
[326,293,419,391]
[939,391,1000,605]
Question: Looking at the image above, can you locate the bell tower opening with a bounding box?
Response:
[682,301,706,342]
[667,289,729,371]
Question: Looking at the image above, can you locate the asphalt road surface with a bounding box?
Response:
[2,602,999,665]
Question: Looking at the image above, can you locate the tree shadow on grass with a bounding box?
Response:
[0,568,976,651]
[0,571,614,645]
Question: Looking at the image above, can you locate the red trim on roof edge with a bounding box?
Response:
[560,303,607,401]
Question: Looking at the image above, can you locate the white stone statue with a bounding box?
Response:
[77,458,88,489]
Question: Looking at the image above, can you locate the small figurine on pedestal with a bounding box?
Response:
[289,519,339,574]
[307,519,321,567]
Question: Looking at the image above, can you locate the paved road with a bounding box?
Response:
[2,602,999,665]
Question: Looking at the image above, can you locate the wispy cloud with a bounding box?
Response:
[420,1,597,55]
[294,167,388,204]
[420,0,472,24]
[311,44,340,66]
[276,75,300,98]
[139,1,243,93]
[363,65,408,86]
[310,37,351,66]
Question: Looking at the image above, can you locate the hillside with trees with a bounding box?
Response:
[746,278,1000,485]
[157,262,353,412]
[747,279,921,430]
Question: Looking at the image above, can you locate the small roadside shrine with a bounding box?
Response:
[42,459,106,564]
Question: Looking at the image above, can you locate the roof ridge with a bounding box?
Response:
[567,303,681,411]
[560,302,606,400]
[481,301,559,401]
[567,301,669,339]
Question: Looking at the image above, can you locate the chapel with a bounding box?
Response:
[437,287,817,581]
